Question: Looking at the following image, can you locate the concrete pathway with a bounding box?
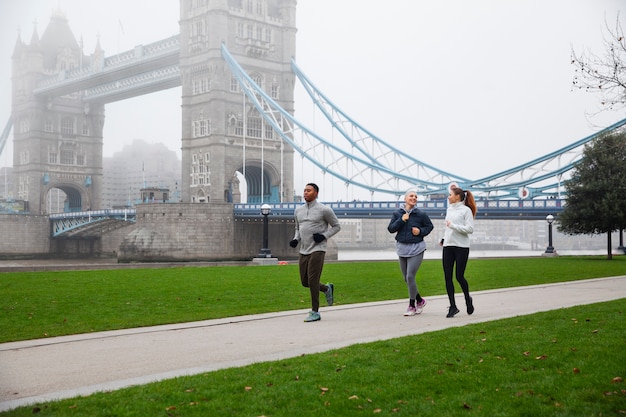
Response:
[1,276,625,412]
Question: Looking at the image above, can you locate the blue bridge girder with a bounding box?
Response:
[48,200,564,237]
[50,209,137,238]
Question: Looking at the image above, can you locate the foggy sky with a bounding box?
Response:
[1,0,624,201]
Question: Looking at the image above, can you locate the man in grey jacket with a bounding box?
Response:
[290,183,341,322]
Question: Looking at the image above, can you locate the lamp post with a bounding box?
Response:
[257,204,272,258]
[544,214,555,255]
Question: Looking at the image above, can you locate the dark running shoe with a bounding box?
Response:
[325,283,334,306]
[467,297,474,315]
[446,306,460,318]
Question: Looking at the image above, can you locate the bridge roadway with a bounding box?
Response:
[49,199,564,238]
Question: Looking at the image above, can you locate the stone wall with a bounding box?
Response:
[0,205,339,262]
[0,214,50,258]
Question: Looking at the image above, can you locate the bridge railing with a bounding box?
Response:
[234,199,565,219]
[48,199,566,237]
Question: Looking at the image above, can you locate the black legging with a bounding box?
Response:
[442,246,471,308]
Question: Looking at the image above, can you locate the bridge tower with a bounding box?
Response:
[179,0,296,204]
[10,10,104,214]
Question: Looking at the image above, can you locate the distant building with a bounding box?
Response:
[102,139,181,208]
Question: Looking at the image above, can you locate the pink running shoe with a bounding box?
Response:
[403,306,417,316]
[415,298,427,314]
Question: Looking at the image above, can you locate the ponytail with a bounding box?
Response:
[451,187,477,218]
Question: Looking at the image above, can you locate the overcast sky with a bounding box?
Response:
[1,1,624,200]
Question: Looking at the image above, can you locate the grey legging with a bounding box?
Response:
[398,252,425,300]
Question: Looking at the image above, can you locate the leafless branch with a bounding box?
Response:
[571,12,626,111]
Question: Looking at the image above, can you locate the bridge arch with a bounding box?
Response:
[43,183,90,213]
[237,159,280,203]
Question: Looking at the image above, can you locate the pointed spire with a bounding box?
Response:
[11,27,25,59]
[31,19,39,40]
[29,19,42,53]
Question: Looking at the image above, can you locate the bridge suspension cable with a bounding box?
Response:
[0,117,12,159]
[222,44,626,200]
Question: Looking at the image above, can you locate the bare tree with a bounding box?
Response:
[571,13,626,112]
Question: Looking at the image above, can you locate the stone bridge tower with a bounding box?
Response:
[11,11,104,214]
[179,0,296,204]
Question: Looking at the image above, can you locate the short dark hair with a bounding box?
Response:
[306,183,319,193]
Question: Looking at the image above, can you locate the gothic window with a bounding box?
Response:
[18,175,29,199]
[193,78,210,94]
[228,116,243,136]
[265,28,272,43]
[256,27,262,40]
[256,0,264,14]
[19,151,29,164]
[271,83,279,99]
[81,122,90,136]
[195,20,204,37]
[49,152,57,164]
[246,0,253,13]
[60,149,74,165]
[61,117,74,135]
[264,123,273,139]
[247,24,253,39]
[19,118,29,133]
[192,119,211,137]
[230,75,240,92]
[237,22,244,38]
[76,155,85,165]
[247,114,262,138]
[44,118,54,133]
[252,73,263,89]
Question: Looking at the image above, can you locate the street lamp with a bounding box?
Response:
[544,214,556,255]
[257,203,272,258]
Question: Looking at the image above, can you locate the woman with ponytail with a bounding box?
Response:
[440,186,477,318]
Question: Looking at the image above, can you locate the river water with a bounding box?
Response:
[338,248,612,261]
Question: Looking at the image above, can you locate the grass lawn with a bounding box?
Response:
[1,256,625,343]
[2,299,624,416]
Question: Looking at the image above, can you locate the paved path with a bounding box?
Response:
[1,276,625,412]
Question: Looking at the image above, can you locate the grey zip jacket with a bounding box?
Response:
[293,199,341,255]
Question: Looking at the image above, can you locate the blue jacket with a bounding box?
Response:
[388,207,434,243]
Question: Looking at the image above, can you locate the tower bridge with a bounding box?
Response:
[3,1,626,217]
[1,1,623,261]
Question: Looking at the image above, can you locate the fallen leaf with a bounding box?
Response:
[463,402,472,409]
[523,351,530,356]
[535,355,548,360]
[245,386,252,391]
[612,377,624,383]
[348,395,359,400]
[573,368,580,374]
[320,387,329,392]
[591,329,599,333]
[373,408,382,413]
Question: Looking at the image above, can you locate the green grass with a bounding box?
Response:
[3,300,624,417]
[1,256,625,343]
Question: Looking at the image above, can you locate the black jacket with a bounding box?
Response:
[387,207,434,244]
